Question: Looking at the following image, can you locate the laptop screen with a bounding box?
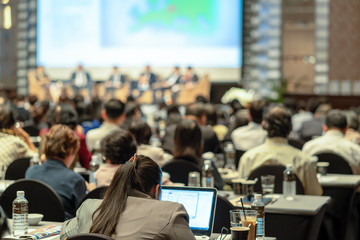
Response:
[160,186,217,236]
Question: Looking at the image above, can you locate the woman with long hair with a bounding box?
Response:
[61,154,195,240]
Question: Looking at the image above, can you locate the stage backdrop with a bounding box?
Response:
[36,0,243,82]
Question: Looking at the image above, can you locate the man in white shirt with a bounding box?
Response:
[303,110,360,174]
[231,100,267,151]
[70,65,92,100]
[86,99,125,152]
[238,106,322,195]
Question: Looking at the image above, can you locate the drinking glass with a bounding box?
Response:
[239,210,257,240]
[261,175,275,195]
[188,172,200,187]
[230,209,242,227]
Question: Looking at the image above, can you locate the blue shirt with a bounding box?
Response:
[25,159,87,220]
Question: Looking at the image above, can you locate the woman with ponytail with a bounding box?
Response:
[61,154,195,240]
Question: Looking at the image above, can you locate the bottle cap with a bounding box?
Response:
[254,194,262,200]
[17,191,24,197]
[202,152,214,160]
[204,159,212,165]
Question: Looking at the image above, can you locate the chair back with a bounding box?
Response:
[213,195,235,233]
[288,138,305,150]
[0,179,65,221]
[22,126,40,137]
[67,233,114,240]
[5,157,31,180]
[162,160,201,186]
[248,165,305,194]
[78,186,108,208]
[235,150,245,169]
[315,152,353,174]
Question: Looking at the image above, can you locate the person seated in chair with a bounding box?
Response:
[61,155,195,240]
[303,109,360,174]
[0,104,36,168]
[238,106,322,195]
[25,124,95,220]
[94,129,137,187]
[169,119,224,190]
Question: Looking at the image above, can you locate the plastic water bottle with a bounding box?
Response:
[283,164,296,200]
[202,160,214,187]
[13,191,28,236]
[251,194,265,238]
[30,153,40,166]
[89,154,100,185]
[224,143,236,171]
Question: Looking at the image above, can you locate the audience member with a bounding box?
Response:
[24,100,49,132]
[14,94,30,123]
[300,103,332,142]
[120,101,142,130]
[303,110,360,174]
[231,100,267,151]
[162,103,222,154]
[25,124,94,220]
[61,155,195,240]
[344,110,360,145]
[41,104,92,169]
[0,104,36,167]
[290,100,313,138]
[204,103,228,141]
[94,129,137,186]
[86,99,125,152]
[171,119,224,190]
[129,121,170,167]
[238,106,322,195]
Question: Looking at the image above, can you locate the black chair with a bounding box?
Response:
[67,233,114,240]
[248,165,305,195]
[162,160,201,186]
[315,152,353,174]
[0,179,65,222]
[235,150,245,169]
[5,157,31,180]
[288,138,305,150]
[78,186,108,208]
[22,126,40,137]
[213,195,235,233]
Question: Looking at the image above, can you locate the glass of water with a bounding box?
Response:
[261,175,275,195]
[188,171,200,187]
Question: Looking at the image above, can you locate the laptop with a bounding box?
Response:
[160,186,217,239]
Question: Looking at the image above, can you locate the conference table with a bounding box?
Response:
[221,191,330,240]
[3,220,61,240]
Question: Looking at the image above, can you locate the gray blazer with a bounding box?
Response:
[60,191,195,240]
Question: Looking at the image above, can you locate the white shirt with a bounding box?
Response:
[86,122,119,152]
[74,71,87,87]
[302,130,360,174]
[238,137,322,196]
[231,122,267,151]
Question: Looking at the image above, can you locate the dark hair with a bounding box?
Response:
[264,106,292,138]
[326,110,347,130]
[204,104,217,126]
[250,100,266,124]
[90,155,161,236]
[233,109,249,129]
[124,101,140,118]
[129,121,152,145]
[28,95,38,106]
[105,99,124,120]
[44,124,80,160]
[100,129,137,164]
[47,104,78,129]
[173,119,203,158]
[185,103,206,119]
[0,104,15,129]
[345,110,359,130]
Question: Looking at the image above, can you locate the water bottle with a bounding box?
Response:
[283,164,296,200]
[251,194,265,238]
[30,153,41,166]
[224,143,236,171]
[13,191,28,236]
[89,154,100,185]
[202,160,214,187]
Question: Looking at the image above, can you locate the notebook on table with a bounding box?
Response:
[160,186,217,239]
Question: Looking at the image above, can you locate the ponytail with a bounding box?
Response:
[89,155,161,236]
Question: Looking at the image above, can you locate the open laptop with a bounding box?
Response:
[160,186,217,239]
